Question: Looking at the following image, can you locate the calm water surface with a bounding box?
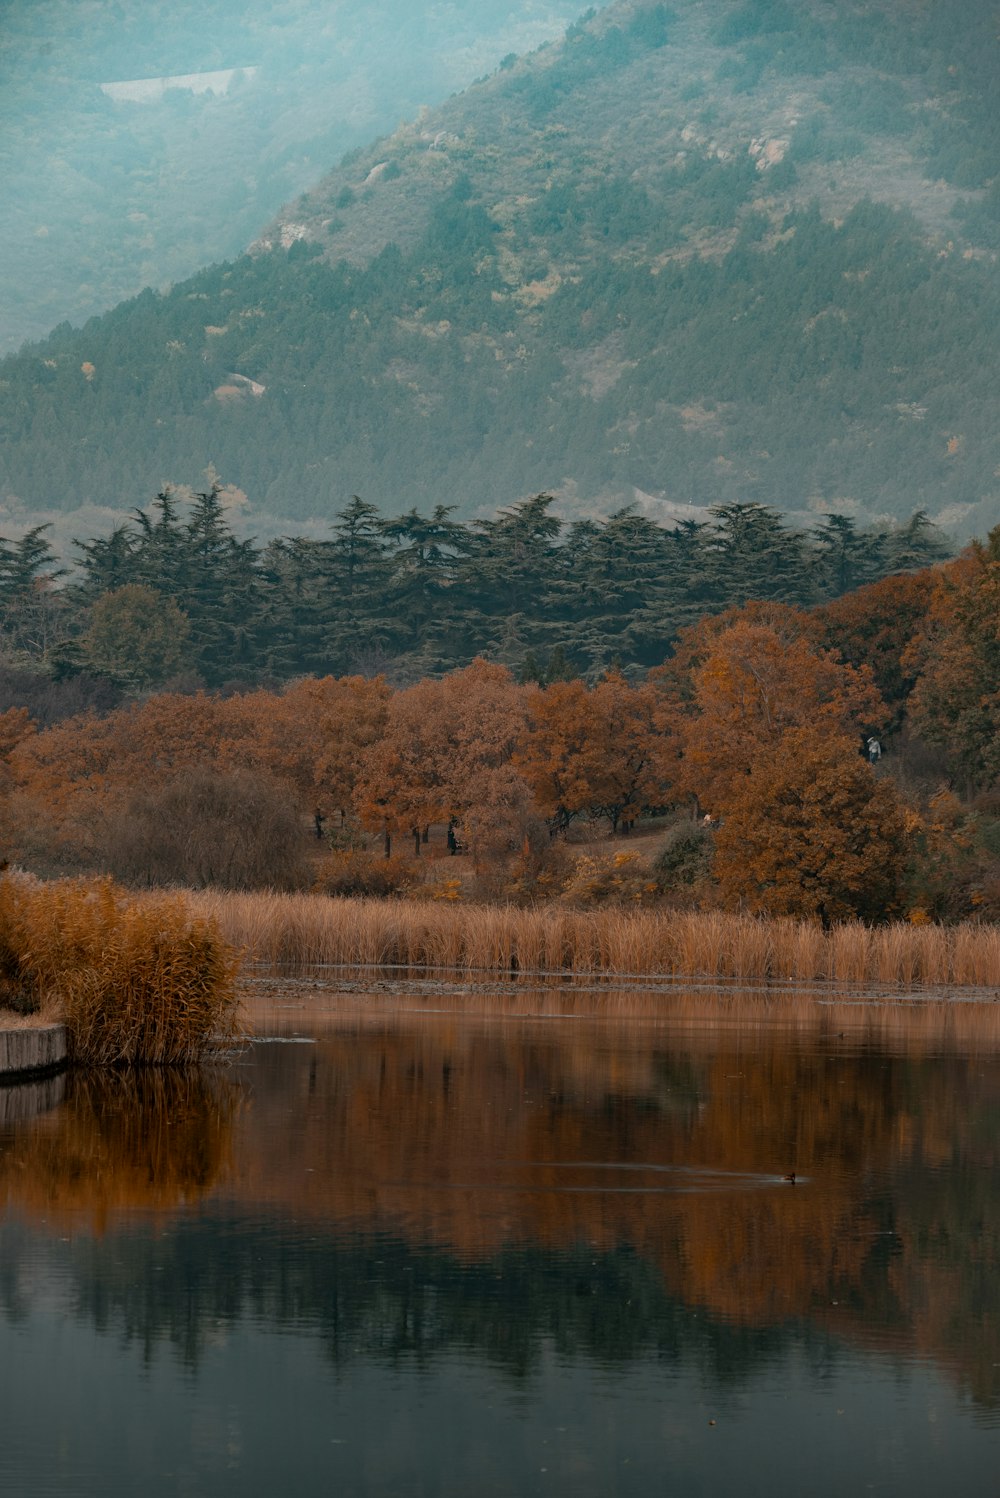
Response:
[1,977,1000,1497]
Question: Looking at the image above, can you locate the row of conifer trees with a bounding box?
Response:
[0,487,948,690]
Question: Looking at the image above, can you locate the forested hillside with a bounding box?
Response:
[1,0,998,536]
[0,0,580,351]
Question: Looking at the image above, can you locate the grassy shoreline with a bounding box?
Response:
[191,890,1000,990]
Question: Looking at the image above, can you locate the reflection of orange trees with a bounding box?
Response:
[226,1021,1000,1342]
[0,1069,237,1233]
[881,1058,1000,1405]
[668,1048,888,1322]
[6,1006,1000,1399]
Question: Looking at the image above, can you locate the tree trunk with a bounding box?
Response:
[413,827,421,856]
[384,829,391,858]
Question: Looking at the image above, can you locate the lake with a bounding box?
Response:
[1,975,999,1496]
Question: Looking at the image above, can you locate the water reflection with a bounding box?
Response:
[2,986,1000,1495]
[0,1068,237,1232]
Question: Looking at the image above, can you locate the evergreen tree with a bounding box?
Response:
[456,494,565,659]
[381,505,466,665]
[883,510,950,573]
[0,525,68,661]
[704,502,815,608]
[180,485,265,685]
[811,513,886,598]
[71,526,139,605]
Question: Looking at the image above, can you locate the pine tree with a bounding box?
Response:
[705,502,815,608]
[811,513,886,598]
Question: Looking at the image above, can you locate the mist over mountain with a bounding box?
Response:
[1,0,998,541]
[0,0,581,352]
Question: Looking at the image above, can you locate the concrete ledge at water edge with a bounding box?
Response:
[0,1024,68,1082]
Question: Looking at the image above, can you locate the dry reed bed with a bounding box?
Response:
[190,891,1000,990]
[0,876,240,1065]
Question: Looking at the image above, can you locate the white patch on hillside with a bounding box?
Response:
[100,68,258,103]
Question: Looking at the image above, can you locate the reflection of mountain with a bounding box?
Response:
[2,1014,999,1406]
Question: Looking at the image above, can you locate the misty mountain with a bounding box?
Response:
[0,0,581,352]
[1,0,998,539]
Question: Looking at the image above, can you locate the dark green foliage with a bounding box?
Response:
[811,514,887,597]
[0,490,948,691]
[654,820,716,891]
[1,193,997,532]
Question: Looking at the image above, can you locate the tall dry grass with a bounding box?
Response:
[190,889,1000,990]
[0,876,240,1065]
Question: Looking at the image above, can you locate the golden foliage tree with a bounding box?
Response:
[713,729,907,923]
[238,674,390,820]
[354,659,529,856]
[675,613,885,813]
[814,570,937,729]
[516,673,676,833]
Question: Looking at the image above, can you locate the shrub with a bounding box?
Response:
[653,820,716,891]
[559,851,658,907]
[0,874,240,1065]
[313,852,415,899]
[502,823,572,905]
[101,766,312,891]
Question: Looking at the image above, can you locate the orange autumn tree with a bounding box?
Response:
[12,692,235,809]
[10,693,241,867]
[713,727,908,924]
[353,659,529,857]
[512,680,593,834]
[904,532,1000,787]
[9,685,383,878]
[813,570,937,732]
[516,673,677,833]
[671,608,885,814]
[236,675,390,823]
